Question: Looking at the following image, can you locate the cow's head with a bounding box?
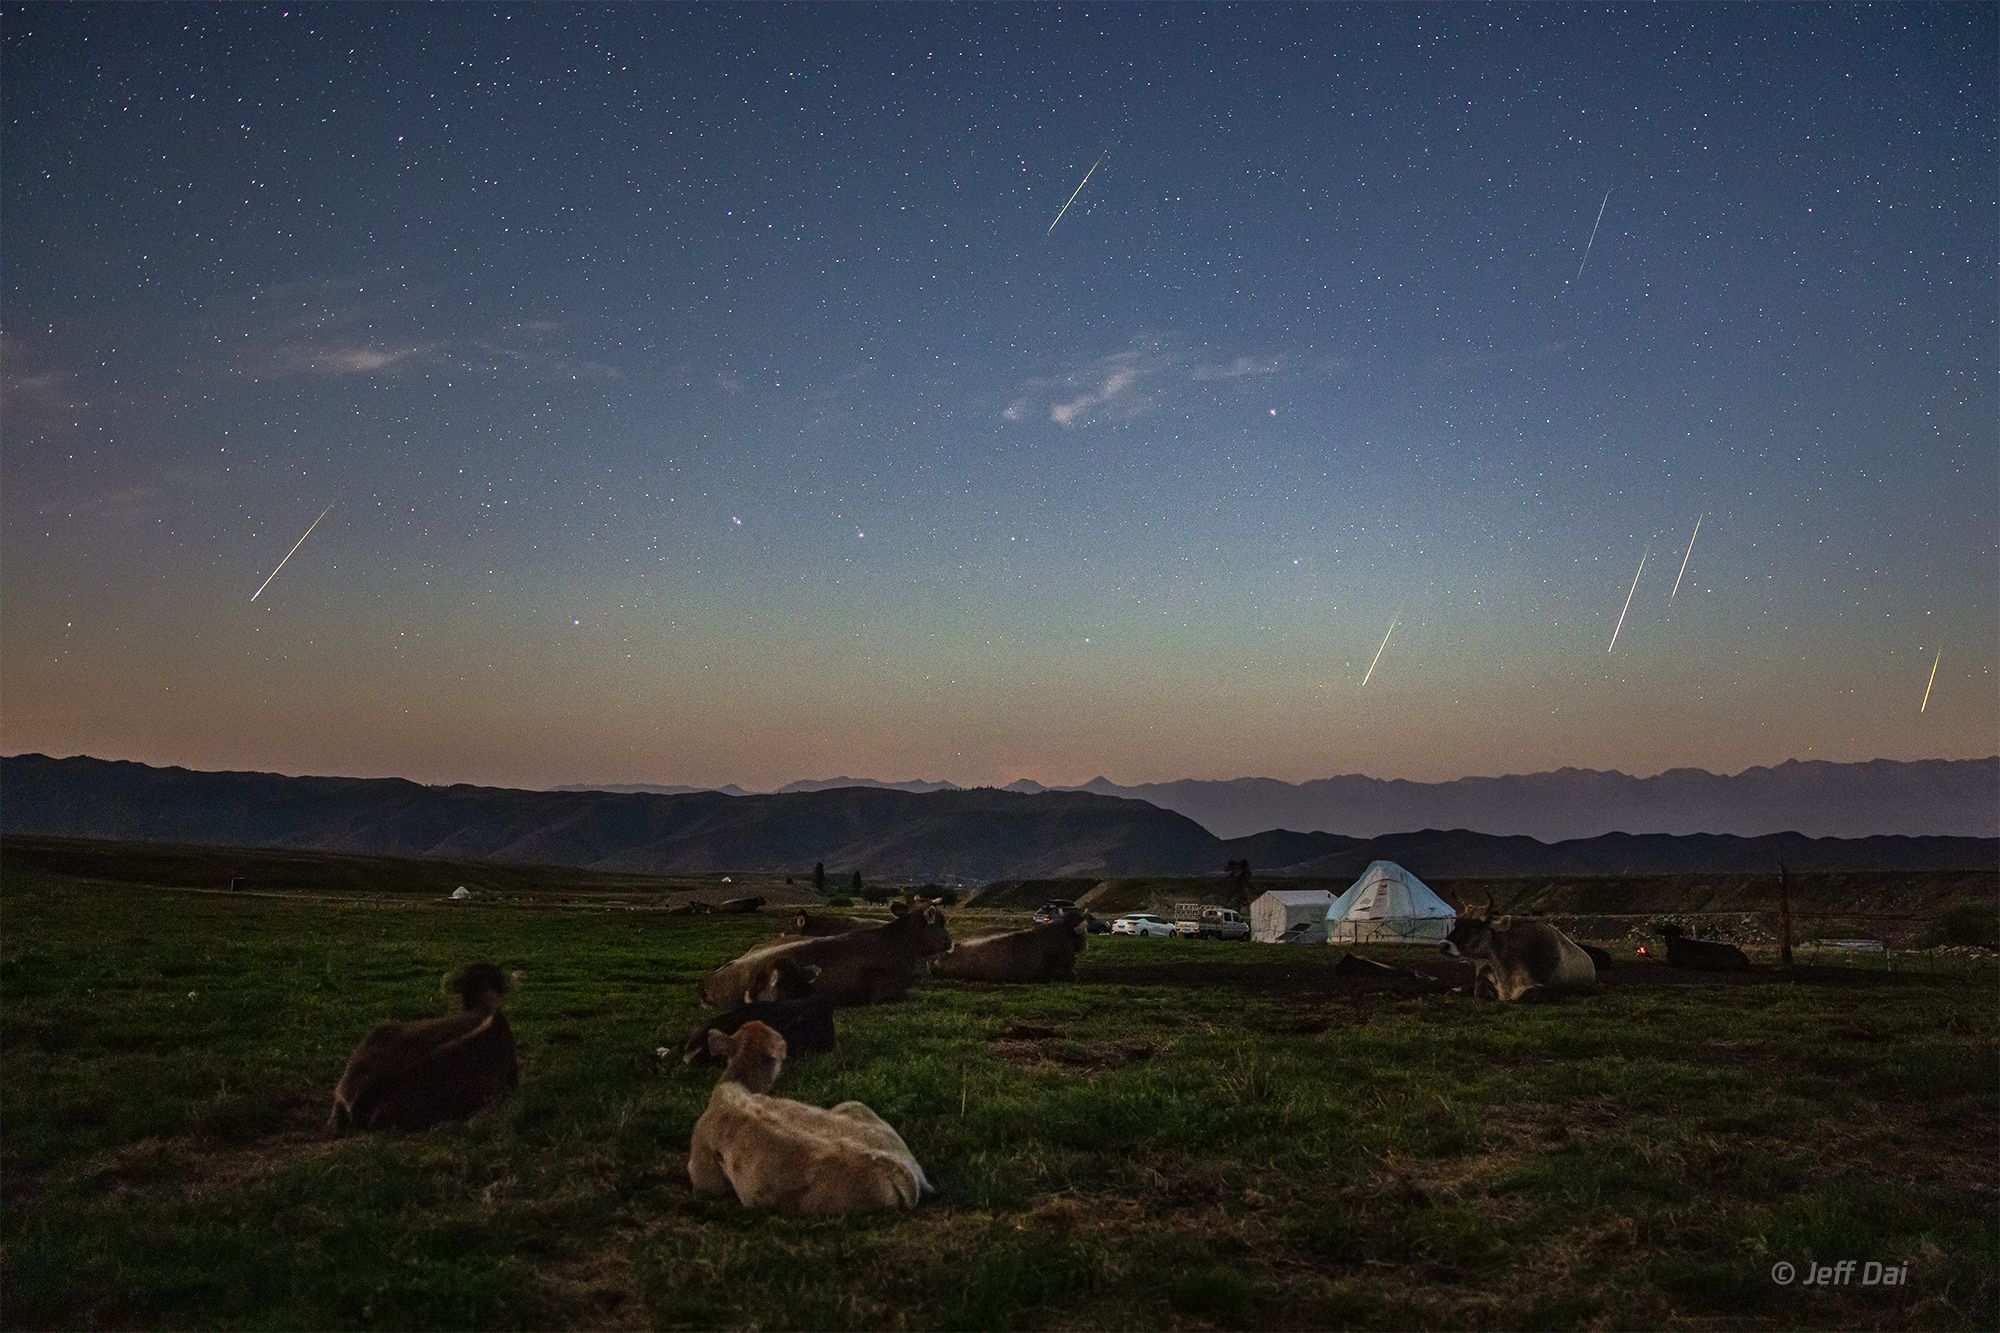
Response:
[1441,915,1507,960]
[708,1019,787,1093]
[890,898,954,954]
[444,962,513,1013]
[744,957,821,1004]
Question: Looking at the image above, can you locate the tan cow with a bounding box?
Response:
[687,1020,930,1214]
[329,963,518,1132]
[696,900,953,1008]
[1440,912,1596,1002]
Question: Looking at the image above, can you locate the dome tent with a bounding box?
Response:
[1324,860,1455,944]
[1249,888,1338,943]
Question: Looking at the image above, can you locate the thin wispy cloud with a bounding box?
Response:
[1004,337,1290,428]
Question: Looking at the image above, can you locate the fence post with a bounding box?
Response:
[1777,862,1794,970]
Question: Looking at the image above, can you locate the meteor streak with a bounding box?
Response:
[1921,649,1941,713]
[1360,611,1400,688]
[1046,152,1106,234]
[1567,187,1612,290]
[1607,546,1647,652]
[250,503,335,601]
[1670,511,1703,599]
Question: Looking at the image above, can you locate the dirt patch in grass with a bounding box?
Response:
[990,1024,1161,1072]
[78,1126,346,1202]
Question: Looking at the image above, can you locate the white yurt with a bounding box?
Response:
[450,886,472,901]
[1324,860,1455,944]
[1249,888,1338,943]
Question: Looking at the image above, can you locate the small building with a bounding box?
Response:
[1249,888,1338,943]
[1325,860,1455,944]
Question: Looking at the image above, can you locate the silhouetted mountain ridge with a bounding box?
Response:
[3,754,1993,880]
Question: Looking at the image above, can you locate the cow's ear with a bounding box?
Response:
[707,1029,737,1059]
[1492,914,1512,930]
[889,900,909,917]
[801,964,823,983]
[794,911,809,930]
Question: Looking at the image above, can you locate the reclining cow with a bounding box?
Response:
[1441,912,1596,1002]
[329,963,519,1133]
[681,955,837,1065]
[696,900,953,1009]
[783,910,868,938]
[929,910,1086,983]
[688,1020,931,1214]
[1656,922,1752,971]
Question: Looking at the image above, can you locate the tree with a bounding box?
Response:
[812,862,827,894]
[1225,859,1253,895]
[850,870,864,895]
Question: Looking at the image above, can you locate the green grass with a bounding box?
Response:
[3,860,1996,1330]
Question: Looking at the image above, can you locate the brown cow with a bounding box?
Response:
[687,1021,930,1213]
[329,963,518,1133]
[928,911,1085,983]
[696,900,953,1009]
[783,910,869,938]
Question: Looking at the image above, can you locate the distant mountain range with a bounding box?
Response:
[4,754,1993,881]
[555,758,2000,841]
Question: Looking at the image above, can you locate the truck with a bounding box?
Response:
[1172,903,1250,941]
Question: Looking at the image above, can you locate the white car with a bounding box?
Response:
[1111,913,1175,938]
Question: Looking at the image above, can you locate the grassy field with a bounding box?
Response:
[4,853,1997,1330]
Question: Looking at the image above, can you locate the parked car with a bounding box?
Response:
[1033,900,1081,925]
[1172,904,1251,941]
[1111,913,1175,938]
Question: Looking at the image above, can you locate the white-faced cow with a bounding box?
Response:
[696,900,953,1009]
[329,963,519,1133]
[688,1020,931,1214]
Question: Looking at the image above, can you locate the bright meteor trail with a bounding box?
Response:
[1670,512,1704,599]
[250,503,335,601]
[1360,611,1400,688]
[1921,650,1941,713]
[1568,187,1612,290]
[1607,547,1647,652]
[1046,152,1106,234]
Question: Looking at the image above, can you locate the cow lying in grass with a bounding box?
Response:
[688,1020,931,1213]
[929,910,1086,983]
[1441,913,1596,1002]
[329,963,518,1133]
[783,910,868,937]
[696,900,953,1009]
[681,956,836,1065]
[1657,922,1752,971]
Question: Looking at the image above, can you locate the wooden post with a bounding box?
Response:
[1777,861,1794,970]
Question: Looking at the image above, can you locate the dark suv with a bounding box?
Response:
[1033,900,1079,924]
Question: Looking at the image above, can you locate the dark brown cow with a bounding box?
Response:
[329,963,518,1133]
[717,896,767,915]
[696,901,953,1008]
[928,912,1086,983]
[1657,923,1752,971]
[681,956,836,1065]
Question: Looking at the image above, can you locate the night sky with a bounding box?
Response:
[2,4,1993,790]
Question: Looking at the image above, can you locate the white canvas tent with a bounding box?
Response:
[1250,888,1338,943]
[1325,861,1455,944]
